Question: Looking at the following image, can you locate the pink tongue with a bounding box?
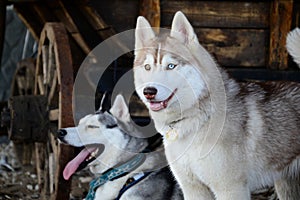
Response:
[150,101,165,111]
[63,147,96,180]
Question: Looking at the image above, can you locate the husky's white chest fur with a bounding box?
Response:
[133,11,300,200]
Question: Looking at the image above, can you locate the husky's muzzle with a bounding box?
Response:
[143,86,177,111]
[56,128,103,180]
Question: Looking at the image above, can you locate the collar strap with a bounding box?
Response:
[115,167,169,200]
[115,171,152,200]
[85,153,146,200]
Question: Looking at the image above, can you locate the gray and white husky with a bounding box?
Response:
[133,11,300,200]
[58,94,182,200]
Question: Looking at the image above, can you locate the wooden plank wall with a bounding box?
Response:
[14,0,296,70]
[161,1,270,68]
[14,0,296,69]
[161,0,294,69]
[269,0,293,70]
[90,0,296,70]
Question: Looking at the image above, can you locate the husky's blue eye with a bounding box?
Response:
[144,64,151,71]
[167,63,177,70]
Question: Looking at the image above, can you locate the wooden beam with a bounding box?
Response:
[139,0,160,28]
[293,1,300,27]
[161,1,270,28]
[268,0,293,70]
[76,3,111,32]
[48,1,92,54]
[32,2,57,23]
[14,4,42,41]
[77,3,132,55]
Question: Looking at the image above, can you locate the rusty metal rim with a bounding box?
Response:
[34,22,75,200]
[34,22,74,128]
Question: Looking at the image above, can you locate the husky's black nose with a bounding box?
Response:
[57,129,67,140]
[143,87,157,100]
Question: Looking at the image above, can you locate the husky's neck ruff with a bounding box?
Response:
[133,11,300,200]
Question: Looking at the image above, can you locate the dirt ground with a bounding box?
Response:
[0,136,278,200]
[0,138,40,200]
[0,137,90,200]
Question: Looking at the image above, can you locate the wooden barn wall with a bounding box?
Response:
[161,1,270,68]
[91,0,140,32]
[92,0,273,68]
[13,0,298,70]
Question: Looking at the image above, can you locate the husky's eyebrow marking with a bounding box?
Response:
[157,43,161,65]
[87,125,100,129]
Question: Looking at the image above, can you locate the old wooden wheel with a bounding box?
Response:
[34,23,74,200]
[10,58,36,166]
[11,58,36,97]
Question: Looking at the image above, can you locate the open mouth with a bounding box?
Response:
[63,144,103,180]
[149,89,177,111]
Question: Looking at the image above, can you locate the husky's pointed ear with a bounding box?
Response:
[170,11,197,45]
[135,16,155,50]
[286,28,300,67]
[96,92,108,113]
[110,95,130,122]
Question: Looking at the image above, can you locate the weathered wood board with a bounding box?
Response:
[269,0,293,69]
[161,1,270,28]
[196,28,268,67]
[8,95,48,142]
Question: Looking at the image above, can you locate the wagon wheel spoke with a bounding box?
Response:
[49,108,59,121]
[48,43,55,84]
[48,70,57,105]
[16,76,25,95]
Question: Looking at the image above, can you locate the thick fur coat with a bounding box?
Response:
[133,11,300,200]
